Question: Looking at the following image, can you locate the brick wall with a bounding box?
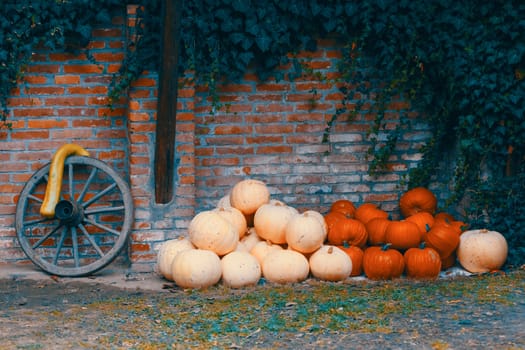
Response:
[0,7,432,272]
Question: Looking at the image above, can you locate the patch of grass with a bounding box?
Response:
[73,270,525,348]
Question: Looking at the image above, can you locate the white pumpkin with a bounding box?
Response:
[241,227,263,252]
[302,209,328,239]
[254,200,299,244]
[250,240,283,266]
[217,194,231,208]
[171,249,222,289]
[285,211,326,254]
[213,206,248,239]
[457,229,508,273]
[221,251,262,288]
[230,179,270,215]
[262,249,310,284]
[309,245,353,282]
[156,237,195,281]
[188,210,238,256]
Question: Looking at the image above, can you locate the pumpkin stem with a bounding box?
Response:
[425,223,431,232]
[328,246,334,254]
[419,241,427,249]
[381,243,392,251]
[343,241,350,248]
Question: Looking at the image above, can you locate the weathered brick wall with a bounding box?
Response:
[192,42,431,214]
[0,12,130,264]
[0,7,432,271]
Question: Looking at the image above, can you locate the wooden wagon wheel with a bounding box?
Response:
[15,156,134,277]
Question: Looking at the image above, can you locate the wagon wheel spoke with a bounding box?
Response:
[23,217,54,227]
[83,217,122,236]
[71,227,80,268]
[53,226,68,266]
[84,206,125,215]
[77,167,97,203]
[31,223,63,250]
[78,223,105,257]
[81,182,117,208]
[27,194,43,203]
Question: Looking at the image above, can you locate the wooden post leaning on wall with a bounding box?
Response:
[155,0,181,203]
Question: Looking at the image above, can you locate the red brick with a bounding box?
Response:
[87,41,106,50]
[55,75,81,84]
[256,145,293,154]
[10,130,50,140]
[254,124,294,134]
[215,125,252,135]
[7,97,42,107]
[201,157,240,166]
[96,129,126,139]
[51,128,93,139]
[245,135,284,144]
[68,86,108,94]
[27,120,69,129]
[25,87,65,95]
[132,77,157,87]
[47,97,88,106]
[23,76,48,84]
[255,104,293,113]
[91,52,125,62]
[63,64,104,74]
[49,52,87,61]
[216,84,253,93]
[203,136,244,145]
[255,83,290,92]
[25,65,60,74]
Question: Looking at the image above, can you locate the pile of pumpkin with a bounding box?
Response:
[156,179,508,289]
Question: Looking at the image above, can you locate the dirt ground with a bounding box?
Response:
[0,265,524,349]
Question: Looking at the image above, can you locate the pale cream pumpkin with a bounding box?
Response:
[213,206,248,239]
[230,179,270,215]
[171,249,222,289]
[457,229,508,273]
[262,249,310,284]
[254,200,298,244]
[188,210,238,256]
[234,240,249,252]
[285,211,326,254]
[250,240,283,266]
[309,245,353,282]
[217,194,231,208]
[221,251,262,288]
[241,227,263,252]
[302,210,328,239]
[156,237,195,281]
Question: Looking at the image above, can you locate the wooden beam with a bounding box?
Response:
[155,0,181,203]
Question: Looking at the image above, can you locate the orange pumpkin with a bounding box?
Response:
[365,217,391,246]
[362,244,405,280]
[338,243,364,277]
[326,211,368,248]
[399,187,437,218]
[424,223,460,259]
[329,199,356,218]
[384,220,422,251]
[354,203,389,224]
[440,251,457,270]
[434,212,456,223]
[406,211,435,235]
[403,243,442,279]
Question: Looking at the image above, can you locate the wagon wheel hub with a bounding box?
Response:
[55,199,84,227]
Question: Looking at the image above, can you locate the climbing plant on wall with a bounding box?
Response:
[2,0,524,265]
